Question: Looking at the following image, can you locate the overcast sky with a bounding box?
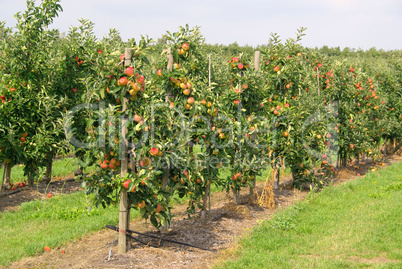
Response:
[1,0,401,51]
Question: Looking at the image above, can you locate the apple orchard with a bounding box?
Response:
[1,0,401,252]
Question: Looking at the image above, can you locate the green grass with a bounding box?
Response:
[217,162,402,269]
[0,157,96,184]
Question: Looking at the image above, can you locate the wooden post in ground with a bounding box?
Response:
[118,48,132,254]
[159,48,174,232]
[249,51,260,195]
[201,54,212,218]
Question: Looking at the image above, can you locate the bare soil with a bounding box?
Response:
[2,153,401,269]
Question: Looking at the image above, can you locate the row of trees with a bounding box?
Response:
[1,1,401,236]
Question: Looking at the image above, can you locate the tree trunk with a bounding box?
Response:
[74,166,84,177]
[43,158,53,183]
[159,168,170,233]
[232,189,239,204]
[273,167,280,190]
[201,180,210,218]
[1,162,11,190]
[28,172,35,187]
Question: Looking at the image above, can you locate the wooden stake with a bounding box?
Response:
[249,51,260,195]
[299,74,302,96]
[208,54,211,90]
[118,48,132,254]
[201,55,212,218]
[254,51,260,71]
[159,47,174,233]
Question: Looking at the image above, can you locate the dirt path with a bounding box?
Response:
[3,154,402,269]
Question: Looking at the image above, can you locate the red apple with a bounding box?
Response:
[234,99,240,105]
[47,193,52,198]
[238,63,244,70]
[72,88,77,93]
[155,203,162,213]
[157,69,163,76]
[182,88,191,95]
[180,83,187,90]
[187,97,195,104]
[118,77,128,86]
[136,74,145,84]
[108,163,116,169]
[134,114,142,123]
[100,161,108,169]
[182,43,190,51]
[125,67,134,77]
[282,131,289,138]
[273,65,280,72]
[131,82,140,91]
[150,147,159,156]
[123,180,131,189]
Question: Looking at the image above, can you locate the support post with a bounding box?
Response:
[254,51,260,71]
[159,47,174,233]
[118,48,132,254]
[249,51,260,195]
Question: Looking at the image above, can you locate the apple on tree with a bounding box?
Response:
[150,147,159,156]
[182,43,190,51]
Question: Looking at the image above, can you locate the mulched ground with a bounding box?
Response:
[2,153,401,269]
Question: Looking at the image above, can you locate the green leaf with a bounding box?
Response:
[150,214,159,228]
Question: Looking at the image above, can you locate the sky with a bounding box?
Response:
[1,0,401,51]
